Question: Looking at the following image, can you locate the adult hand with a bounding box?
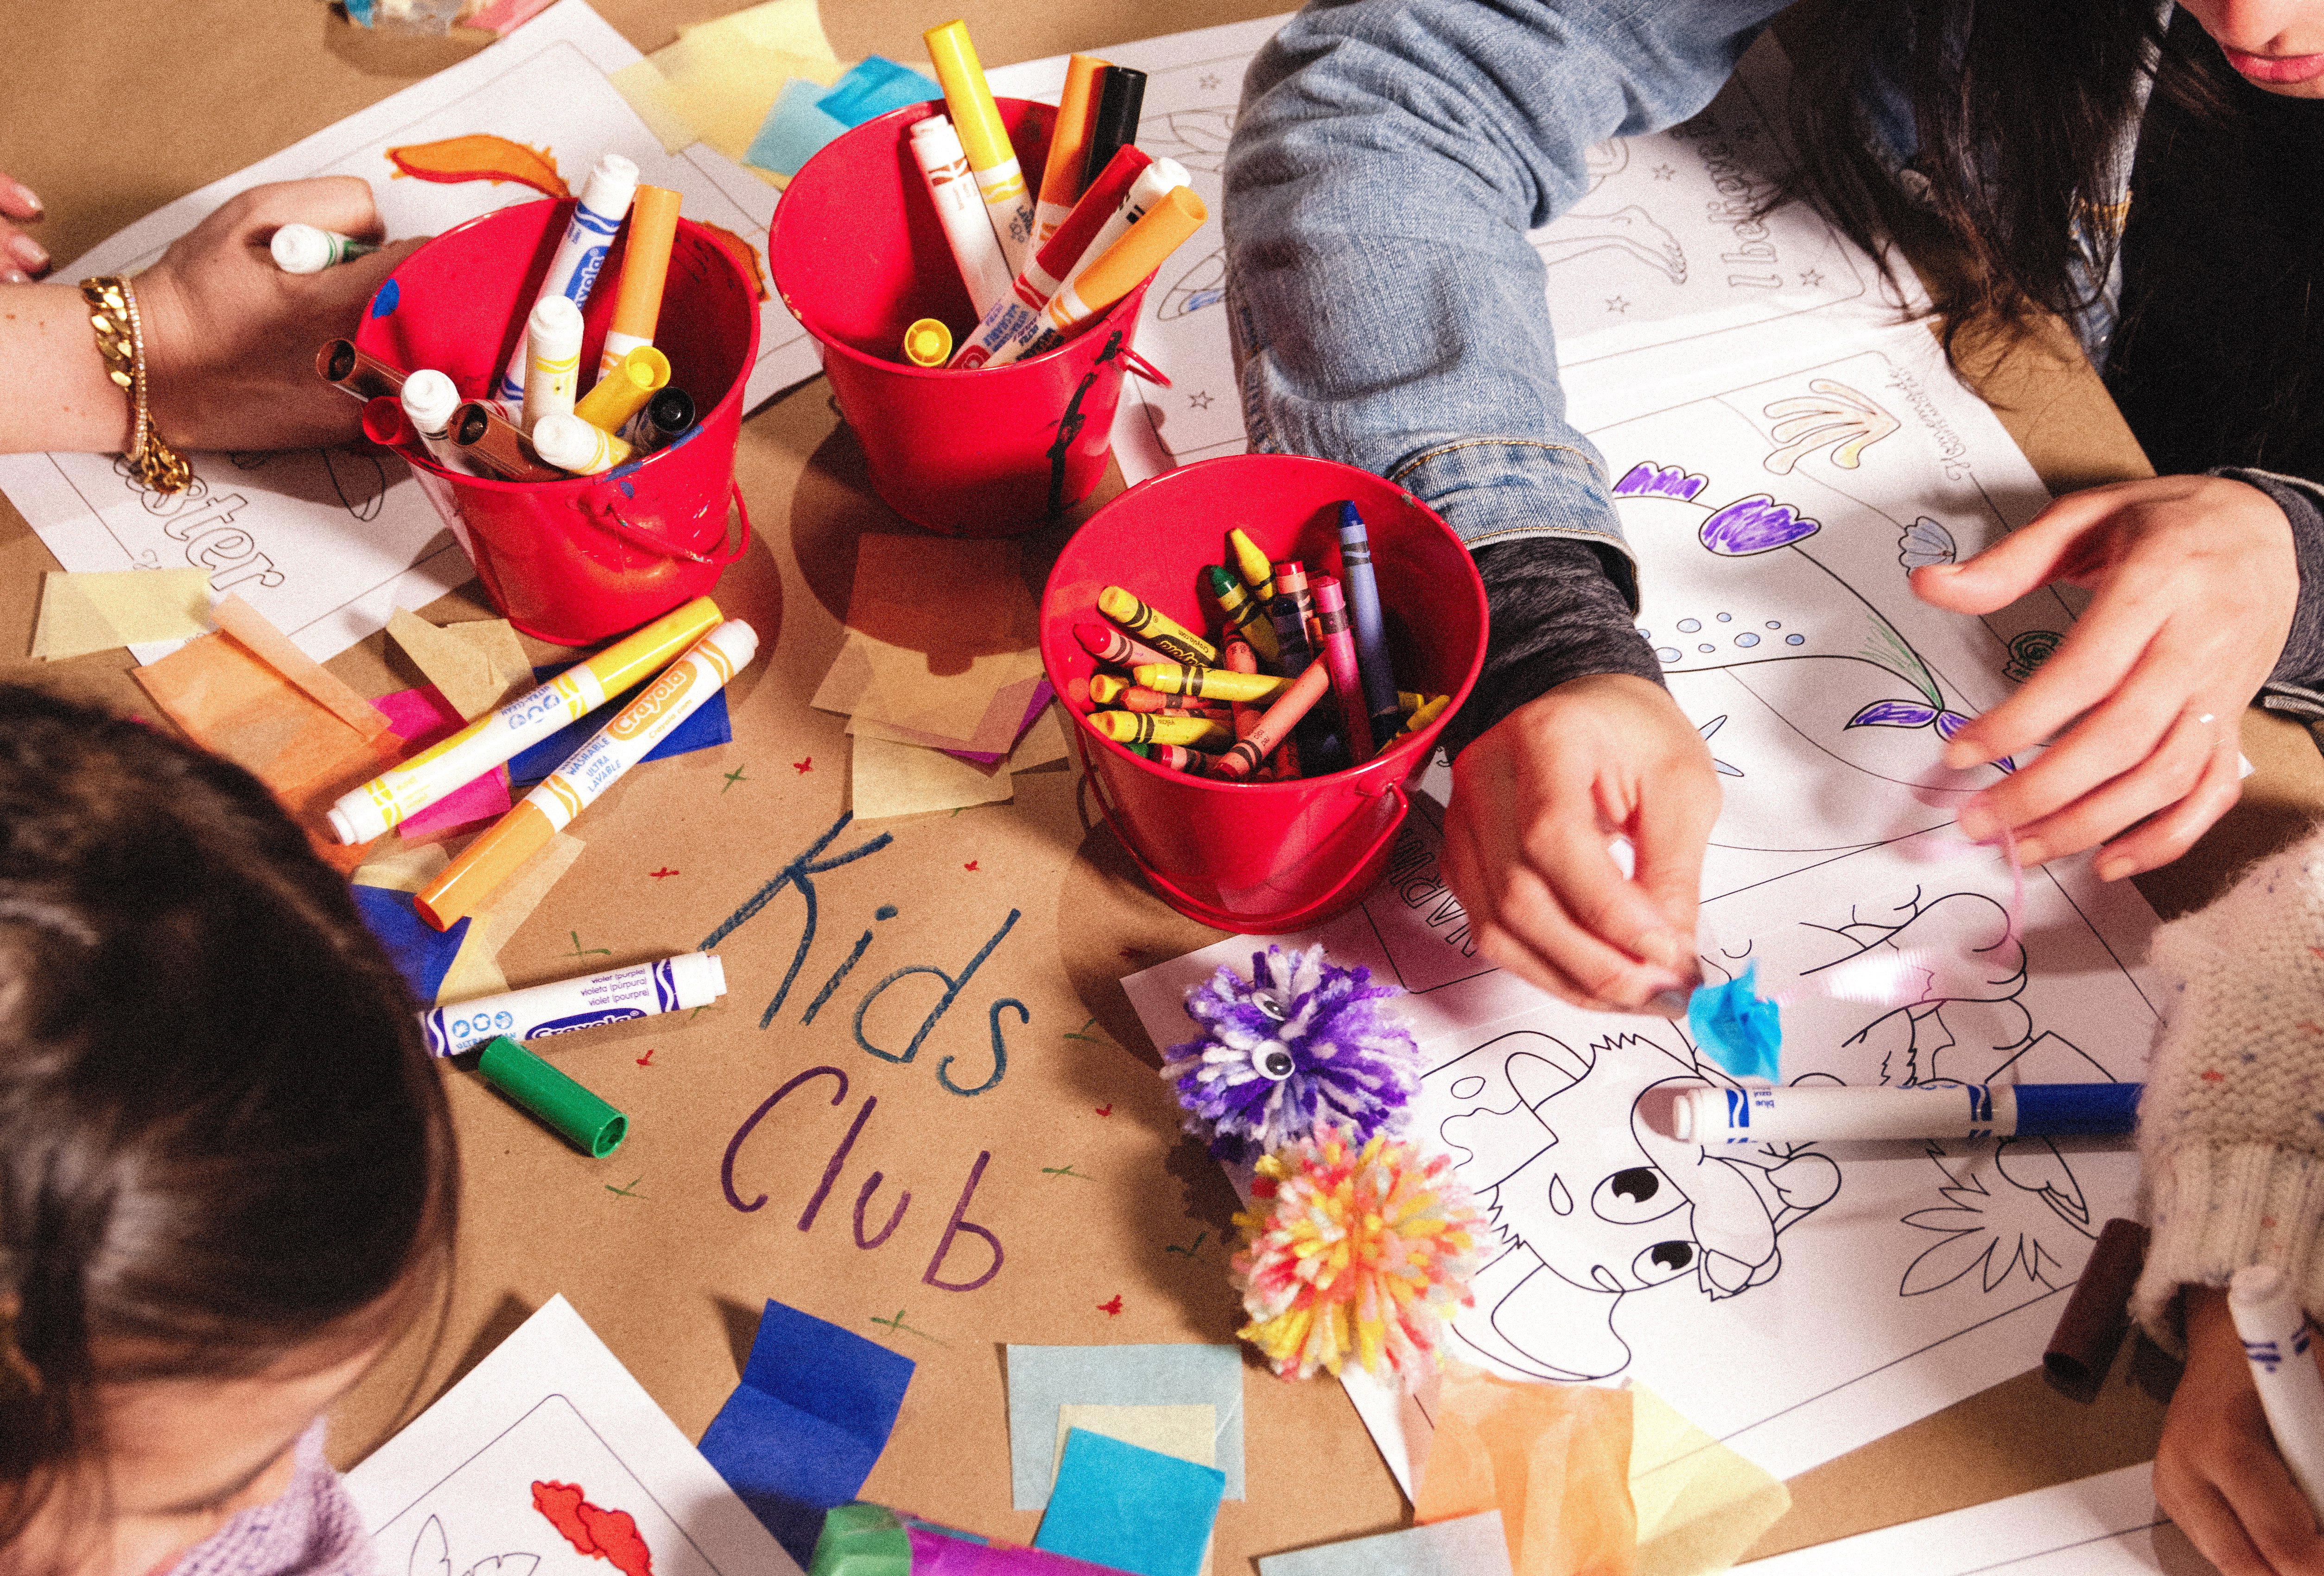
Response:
[2154,1284,2324,1575]
[134,177,429,452]
[1442,673,1718,1012]
[1911,475,2295,880]
[0,169,46,281]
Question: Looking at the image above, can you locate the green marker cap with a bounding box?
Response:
[476,1036,628,1157]
[809,1503,911,1576]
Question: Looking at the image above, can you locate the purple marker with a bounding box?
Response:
[1671,1081,2140,1144]
[417,950,724,1057]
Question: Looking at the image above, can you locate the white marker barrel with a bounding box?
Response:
[418,951,726,1056]
[1670,1082,2139,1144]
[2230,1265,2324,1525]
[910,116,1013,319]
[531,412,632,475]
[521,296,584,432]
[400,369,472,474]
[272,222,377,273]
[527,620,757,833]
[494,153,638,400]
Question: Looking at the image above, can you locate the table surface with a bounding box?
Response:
[8,2,2323,1570]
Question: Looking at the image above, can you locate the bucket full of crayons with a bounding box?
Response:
[354,196,759,646]
[766,97,1158,537]
[1040,455,1487,933]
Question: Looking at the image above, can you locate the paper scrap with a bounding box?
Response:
[1412,1364,1635,1576]
[697,1297,916,1569]
[745,78,849,179]
[1628,1385,1788,1576]
[675,0,835,62]
[211,594,391,740]
[31,568,211,660]
[507,663,732,786]
[1258,1512,1517,1576]
[373,685,514,838]
[433,928,511,1005]
[647,30,842,164]
[1052,1405,1217,1486]
[845,674,1053,761]
[815,537,1047,749]
[608,57,702,155]
[816,56,942,128]
[1034,1429,1224,1576]
[1004,1344,1245,1512]
[387,609,529,721]
[352,841,452,893]
[851,732,1016,820]
[469,829,587,954]
[351,884,473,1004]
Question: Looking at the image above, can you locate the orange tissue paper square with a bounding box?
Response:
[1412,1361,1637,1576]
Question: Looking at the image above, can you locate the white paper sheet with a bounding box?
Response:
[0,0,818,664]
[344,1294,802,1576]
[1737,1465,2215,1575]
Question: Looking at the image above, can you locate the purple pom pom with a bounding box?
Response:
[1161,944,1422,1164]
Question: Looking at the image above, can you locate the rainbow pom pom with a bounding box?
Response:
[1231,1123,1488,1381]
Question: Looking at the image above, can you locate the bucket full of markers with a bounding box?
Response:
[355,195,759,646]
[1040,455,1488,933]
[766,96,1156,537]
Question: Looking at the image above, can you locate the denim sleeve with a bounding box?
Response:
[1223,0,1787,610]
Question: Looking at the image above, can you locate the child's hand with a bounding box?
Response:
[1910,475,2295,880]
[2155,1284,2324,1574]
[0,169,46,281]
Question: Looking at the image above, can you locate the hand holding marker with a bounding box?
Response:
[2230,1265,2324,1525]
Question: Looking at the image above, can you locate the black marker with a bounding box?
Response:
[1081,66,1148,192]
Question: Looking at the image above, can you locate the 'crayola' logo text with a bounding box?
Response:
[609,661,698,741]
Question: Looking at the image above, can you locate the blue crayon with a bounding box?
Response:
[1337,502,1405,750]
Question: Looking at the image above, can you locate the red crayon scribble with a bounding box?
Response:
[963,860,979,872]
[1117,948,1143,964]
[533,1482,654,1576]
[648,867,679,880]
[636,1049,657,1067]
[1097,1295,1123,1316]
[1094,1104,1112,1117]
[793,757,813,774]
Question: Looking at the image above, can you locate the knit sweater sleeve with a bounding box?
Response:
[2131,827,2324,1348]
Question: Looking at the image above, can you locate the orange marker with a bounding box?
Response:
[1035,54,1110,240]
[1025,186,1208,353]
[596,186,682,378]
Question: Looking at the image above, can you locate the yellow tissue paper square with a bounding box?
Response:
[608,58,701,155]
[675,0,835,63]
[437,618,533,714]
[1051,1405,1217,1484]
[387,609,529,721]
[32,568,212,660]
[352,842,451,894]
[850,733,1015,820]
[647,31,842,163]
[1627,1382,1790,1576]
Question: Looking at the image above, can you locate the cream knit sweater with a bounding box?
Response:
[2134,828,2324,1346]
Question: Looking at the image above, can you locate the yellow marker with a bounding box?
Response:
[325,597,724,844]
[1397,690,1435,714]
[1096,585,1217,667]
[1087,711,1232,750]
[574,345,671,431]
[903,318,954,367]
[1202,565,1280,664]
[1401,694,1453,735]
[597,185,682,377]
[1034,54,1110,241]
[923,20,1036,274]
[1132,663,1287,704]
[1227,528,1276,605]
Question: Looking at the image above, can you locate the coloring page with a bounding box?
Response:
[345,1295,800,1576]
[0,0,813,664]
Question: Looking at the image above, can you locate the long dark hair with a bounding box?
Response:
[1784,0,2219,356]
[0,685,457,1546]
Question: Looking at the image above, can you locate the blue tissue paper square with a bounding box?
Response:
[350,885,471,1005]
[1688,959,1783,1082]
[1034,1429,1225,1576]
[816,57,942,127]
[745,78,849,180]
[506,663,731,787]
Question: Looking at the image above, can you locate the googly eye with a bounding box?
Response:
[1632,1240,1695,1284]
[1256,1046,1297,1080]
[1249,987,1289,1021]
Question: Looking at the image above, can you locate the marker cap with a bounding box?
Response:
[477,1036,628,1157]
[578,153,641,218]
[401,368,461,433]
[361,395,406,448]
[922,20,1014,171]
[574,345,671,429]
[670,949,727,1009]
[903,318,954,366]
[528,293,584,355]
[272,223,336,274]
[1072,187,1208,313]
[1037,54,1111,210]
[592,596,724,695]
[532,412,630,474]
[2011,1081,2140,1136]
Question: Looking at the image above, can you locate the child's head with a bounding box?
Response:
[0,685,457,1574]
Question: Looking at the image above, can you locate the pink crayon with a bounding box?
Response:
[1309,576,1375,763]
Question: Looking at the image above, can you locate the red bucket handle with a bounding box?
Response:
[578,482,753,566]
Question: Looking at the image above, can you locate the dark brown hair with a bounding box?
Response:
[0,685,457,1545]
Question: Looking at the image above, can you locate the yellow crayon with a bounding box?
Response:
[1087,711,1232,749]
[1203,565,1280,664]
[1131,663,1287,704]
[1398,690,1434,713]
[1096,586,1218,667]
[1227,528,1276,604]
[1401,694,1453,735]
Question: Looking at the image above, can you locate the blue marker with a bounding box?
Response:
[1336,502,1405,751]
[418,950,724,1057]
[1670,1080,2140,1144]
[492,153,639,401]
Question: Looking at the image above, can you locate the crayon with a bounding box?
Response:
[1401,693,1453,736]
[272,223,378,273]
[948,145,1154,370]
[317,337,404,401]
[1210,663,1331,782]
[399,369,473,475]
[1147,741,1211,775]
[1021,186,1207,357]
[1270,560,1348,774]
[494,153,636,401]
[1336,502,1405,750]
[1075,620,1177,671]
[1203,564,1280,665]
[1131,663,1287,704]
[1035,54,1109,240]
[1670,1082,2142,1144]
[327,596,724,843]
[2230,1264,2324,1523]
[1227,528,1275,606]
[2044,1218,2148,1389]
[595,184,680,378]
[521,294,584,432]
[1086,674,1226,717]
[450,400,561,483]
[618,387,694,452]
[923,20,1036,274]
[573,345,670,432]
[477,1036,627,1157]
[1097,586,1217,667]
[1223,633,1263,754]
[1086,711,1232,750]
[1309,576,1376,762]
[418,951,727,1056]
[1081,65,1147,191]
[415,620,758,929]
[531,412,633,475]
[903,318,954,367]
[909,115,1013,318]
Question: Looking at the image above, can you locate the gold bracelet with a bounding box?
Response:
[80,275,192,494]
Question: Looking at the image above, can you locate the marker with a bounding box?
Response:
[1086,711,1231,750]
[1035,54,1110,239]
[1018,185,1207,358]
[326,596,724,844]
[493,153,638,401]
[531,412,633,475]
[1199,563,1279,666]
[595,185,680,378]
[1669,1081,2142,1144]
[272,223,378,273]
[1081,66,1147,192]
[415,620,758,929]
[1074,620,1176,670]
[1227,527,1275,607]
[1309,576,1376,762]
[946,145,1153,370]
[903,318,953,367]
[1336,503,1404,750]
[574,345,670,432]
[418,951,727,1056]
[317,338,403,401]
[1059,158,1190,296]
[521,295,584,432]
[2044,1218,2149,1389]
[909,115,1012,318]
[2230,1264,2324,1524]
[400,369,474,474]
[1131,663,1286,704]
[922,20,1036,274]
[1210,662,1331,782]
[617,386,694,452]
[477,1036,627,1157]
[450,400,561,483]
[1097,586,1217,667]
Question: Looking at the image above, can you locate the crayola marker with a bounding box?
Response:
[450,400,560,483]
[2230,1264,2324,1524]
[326,597,724,844]
[595,185,681,378]
[948,146,1152,369]
[1019,186,1208,358]
[417,951,727,1056]
[1670,1081,2142,1144]
[493,153,638,401]
[1097,586,1217,667]
[521,295,584,432]
[1034,54,1109,241]
[531,412,633,475]
[1081,65,1147,191]
[416,620,758,930]
[318,338,404,401]
[398,370,472,474]
[272,223,378,273]
[909,115,1012,317]
[923,20,1036,274]
[574,345,669,432]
